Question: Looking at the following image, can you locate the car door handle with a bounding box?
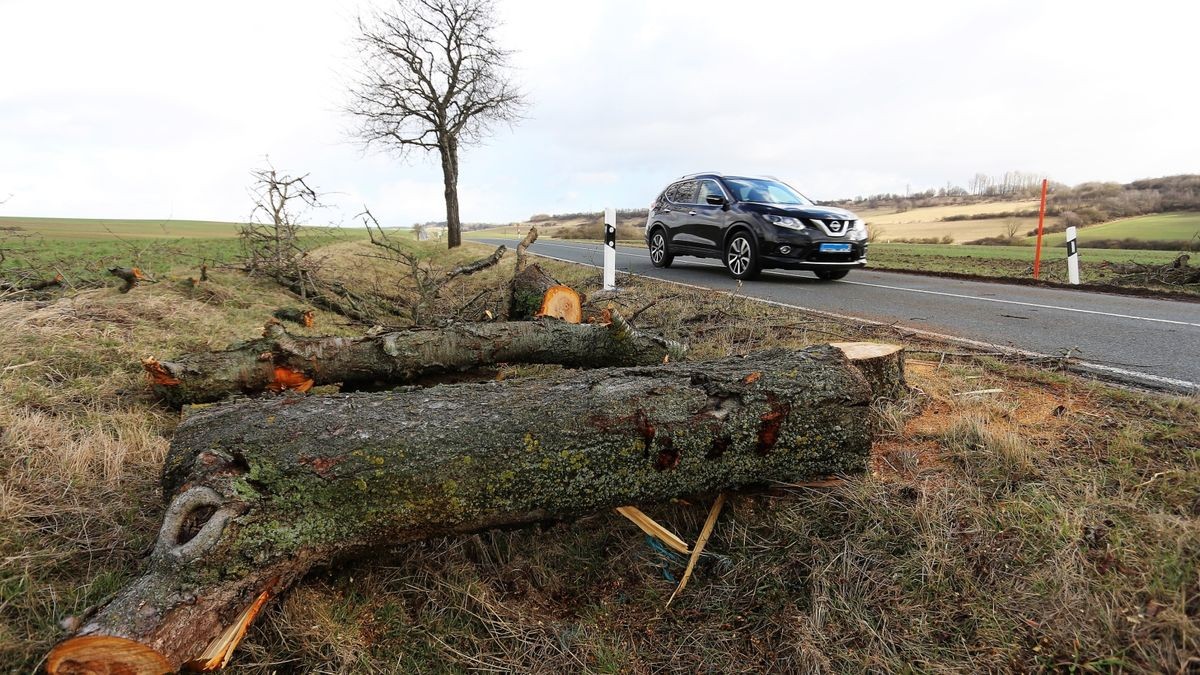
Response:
[688,210,697,216]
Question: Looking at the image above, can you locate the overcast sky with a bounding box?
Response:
[1,0,1197,226]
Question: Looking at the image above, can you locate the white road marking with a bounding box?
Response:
[513,239,1200,328]
[496,241,1200,393]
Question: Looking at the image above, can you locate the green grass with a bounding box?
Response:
[867,243,1196,293]
[1,236,1197,672]
[0,217,367,287]
[1034,212,1200,246]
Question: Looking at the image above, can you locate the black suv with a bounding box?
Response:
[644,173,867,280]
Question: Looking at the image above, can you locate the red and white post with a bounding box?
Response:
[1065,225,1081,284]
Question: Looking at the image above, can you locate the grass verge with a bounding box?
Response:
[1,237,1196,673]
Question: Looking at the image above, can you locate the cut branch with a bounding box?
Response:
[143,316,688,406]
[0,272,63,293]
[109,267,151,293]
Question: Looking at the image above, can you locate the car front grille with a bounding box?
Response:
[820,219,850,234]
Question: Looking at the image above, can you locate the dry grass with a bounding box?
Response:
[2,239,1197,673]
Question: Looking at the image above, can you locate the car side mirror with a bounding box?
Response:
[705,194,726,206]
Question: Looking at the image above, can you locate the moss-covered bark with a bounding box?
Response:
[145,318,687,406]
[52,345,881,673]
[508,263,560,320]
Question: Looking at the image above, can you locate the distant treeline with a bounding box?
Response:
[1048,175,1200,229]
[528,209,649,222]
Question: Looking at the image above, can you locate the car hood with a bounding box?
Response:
[741,203,859,220]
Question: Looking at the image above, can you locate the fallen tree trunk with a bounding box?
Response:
[143,315,688,406]
[48,344,893,673]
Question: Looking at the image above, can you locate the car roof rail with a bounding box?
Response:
[680,171,724,179]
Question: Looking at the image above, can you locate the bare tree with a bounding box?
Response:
[240,165,320,281]
[348,0,524,249]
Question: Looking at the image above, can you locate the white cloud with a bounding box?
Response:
[1,0,1197,225]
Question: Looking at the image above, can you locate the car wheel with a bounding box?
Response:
[725,232,760,280]
[648,229,673,268]
[815,269,849,281]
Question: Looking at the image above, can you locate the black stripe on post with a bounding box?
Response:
[605,223,616,248]
[1066,239,1078,257]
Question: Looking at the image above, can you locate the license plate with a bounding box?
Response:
[819,243,852,253]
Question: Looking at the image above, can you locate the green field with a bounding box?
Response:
[0,216,365,286]
[868,242,1194,293]
[1034,212,1200,246]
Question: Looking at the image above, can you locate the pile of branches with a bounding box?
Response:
[1098,253,1199,287]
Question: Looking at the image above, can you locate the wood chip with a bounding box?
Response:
[953,388,1004,396]
[615,506,689,554]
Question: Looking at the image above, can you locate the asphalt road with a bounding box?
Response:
[476,236,1200,393]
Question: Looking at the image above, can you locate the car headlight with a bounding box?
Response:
[764,214,805,230]
[849,219,868,240]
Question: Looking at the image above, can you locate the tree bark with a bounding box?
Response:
[48,344,887,673]
[831,342,908,402]
[0,272,63,293]
[441,137,461,249]
[143,317,688,406]
[509,263,562,320]
[109,267,148,293]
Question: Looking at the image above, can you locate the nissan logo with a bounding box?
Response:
[828,220,843,231]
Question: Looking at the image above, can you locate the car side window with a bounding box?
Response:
[672,180,699,204]
[697,180,724,204]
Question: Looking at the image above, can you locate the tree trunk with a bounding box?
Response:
[441,136,461,249]
[48,344,892,673]
[143,318,687,406]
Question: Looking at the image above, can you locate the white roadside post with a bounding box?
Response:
[603,207,617,291]
[1065,225,1081,285]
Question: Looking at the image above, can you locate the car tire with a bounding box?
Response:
[648,228,673,268]
[725,231,760,280]
[815,270,849,281]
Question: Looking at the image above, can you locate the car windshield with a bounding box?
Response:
[723,178,813,206]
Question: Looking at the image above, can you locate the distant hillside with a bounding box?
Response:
[496,173,1200,246]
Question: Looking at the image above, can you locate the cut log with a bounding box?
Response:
[272,307,315,328]
[143,316,688,406]
[0,272,63,293]
[109,267,149,293]
[49,344,886,673]
[536,284,582,323]
[831,342,908,401]
[508,262,561,320]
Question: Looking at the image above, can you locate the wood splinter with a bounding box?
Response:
[667,492,727,607]
[615,506,690,554]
